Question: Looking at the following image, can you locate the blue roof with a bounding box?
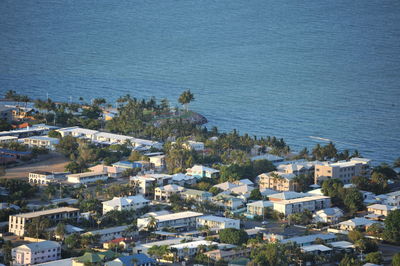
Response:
[118,254,155,266]
[0,148,31,155]
[113,161,135,168]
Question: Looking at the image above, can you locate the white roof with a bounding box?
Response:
[13,207,79,219]
[171,173,195,181]
[67,171,106,178]
[314,207,343,217]
[15,241,60,252]
[229,184,254,195]
[24,136,59,141]
[157,184,185,192]
[197,215,239,223]
[237,179,254,186]
[213,182,238,190]
[0,136,17,140]
[269,191,310,201]
[187,165,219,174]
[247,200,273,208]
[274,195,330,205]
[170,240,217,249]
[281,233,336,245]
[302,244,332,252]
[330,241,354,249]
[339,217,377,227]
[251,154,283,162]
[86,225,129,235]
[367,204,398,211]
[153,211,203,222]
[102,195,149,208]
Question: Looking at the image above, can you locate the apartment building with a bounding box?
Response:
[272,195,331,216]
[102,195,150,214]
[276,160,321,176]
[314,158,371,184]
[12,241,61,265]
[9,207,80,236]
[84,225,130,243]
[196,215,240,231]
[28,171,55,185]
[247,200,273,217]
[67,171,108,184]
[154,184,185,201]
[0,136,18,144]
[23,136,59,150]
[137,211,203,231]
[258,171,298,192]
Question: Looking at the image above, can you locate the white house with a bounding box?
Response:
[102,195,150,214]
[170,173,197,186]
[313,207,344,224]
[196,215,240,231]
[247,200,273,217]
[186,165,219,179]
[183,141,205,152]
[154,184,185,201]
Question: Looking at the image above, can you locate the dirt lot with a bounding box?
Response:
[2,152,69,179]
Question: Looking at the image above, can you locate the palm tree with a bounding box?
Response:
[178,90,195,112]
[147,216,157,232]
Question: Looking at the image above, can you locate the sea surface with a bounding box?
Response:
[1,0,399,163]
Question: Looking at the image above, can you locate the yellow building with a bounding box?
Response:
[258,171,298,192]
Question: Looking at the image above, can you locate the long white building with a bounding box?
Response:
[137,211,203,231]
[272,195,331,216]
[196,215,240,231]
[102,195,150,214]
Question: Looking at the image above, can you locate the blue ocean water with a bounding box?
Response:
[0,0,399,163]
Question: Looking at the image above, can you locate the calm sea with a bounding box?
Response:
[1,0,399,163]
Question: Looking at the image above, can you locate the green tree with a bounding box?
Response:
[55,222,66,240]
[339,254,362,266]
[348,230,364,243]
[209,186,222,196]
[219,228,248,245]
[2,240,13,265]
[393,252,400,266]
[178,89,195,112]
[383,209,400,244]
[343,188,364,213]
[249,189,262,200]
[365,252,383,265]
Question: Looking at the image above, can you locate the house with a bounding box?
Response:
[272,195,331,216]
[148,155,166,170]
[89,164,125,178]
[314,158,371,184]
[213,182,240,191]
[84,225,130,243]
[103,237,135,250]
[168,240,221,259]
[73,251,118,266]
[0,105,14,122]
[382,190,400,206]
[9,207,80,236]
[338,217,378,231]
[112,161,138,169]
[154,184,185,201]
[313,207,344,224]
[301,244,332,255]
[367,204,398,217]
[102,195,150,214]
[0,148,32,160]
[183,141,205,151]
[137,211,203,231]
[250,154,284,163]
[67,171,108,184]
[204,249,251,263]
[170,173,196,186]
[213,194,245,211]
[186,165,219,179]
[0,124,57,138]
[196,215,240,231]
[23,136,59,150]
[105,254,156,266]
[12,241,61,265]
[281,233,336,247]
[180,189,212,202]
[246,200,273,217]
[258,171,298,192]
[28,171,55,185]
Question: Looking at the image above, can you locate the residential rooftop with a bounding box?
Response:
[12,207,79,219]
